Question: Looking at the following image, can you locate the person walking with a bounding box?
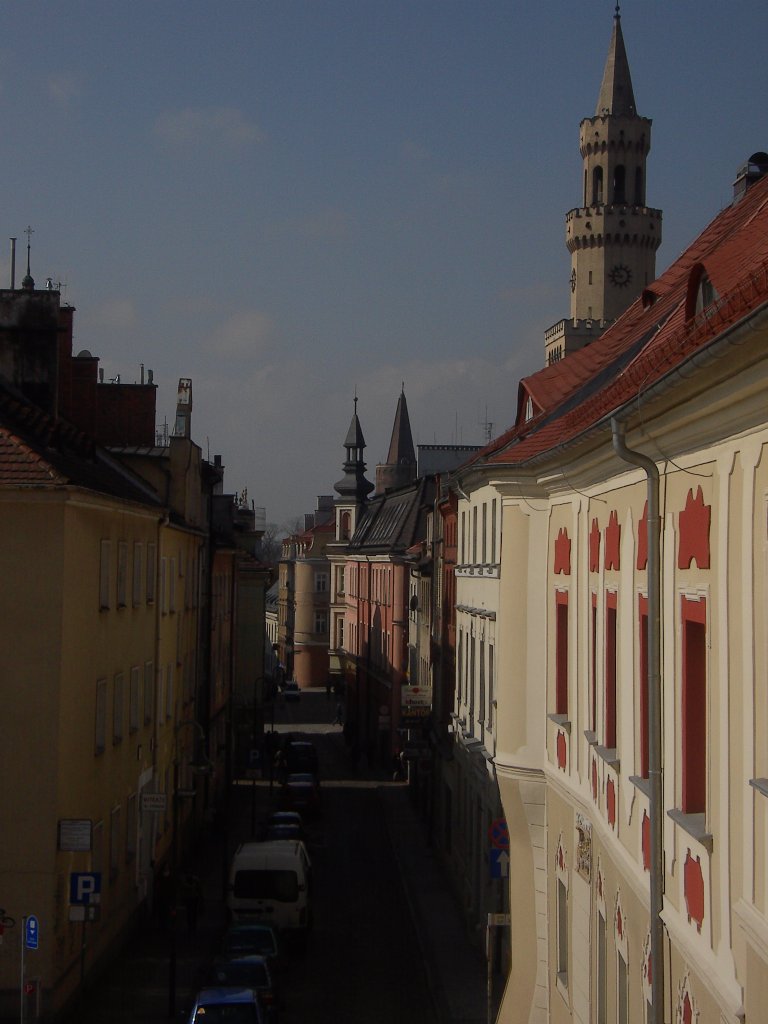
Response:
[333,701,344,725]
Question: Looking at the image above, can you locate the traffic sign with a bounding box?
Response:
[488,817,509,850]
[141,792,167,814]
[25,916,39,950]
[489,849,510,879]
[70,872,102,906]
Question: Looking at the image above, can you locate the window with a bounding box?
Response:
[461,510,466,563]
[144,661,154,725]
[160,557,167,614]
[110,806,121,880]
[95,679,107,754]
[592,165,604,205]
[117,542,128,608]
[597,912,607,1024]
[481,503,487,563]
[126,793,137,863]
[132,543,143,607]
[639,597,649,778]
[169,557,176,612]
[99,540,111,610]
[315,572,328,593]
[617,952,628,1024]
[469,635,476,723]
[472,507,478,563]
[612,164,626,204]
[479,639,486,729]
[591,595,598,732]
[605,593,618,749]
[555,592,569,716]
[681,597,707,814]
[166,664,174,721]
[336,616,344,649]
[146,543,157,604]
[457,631,464,706]
[557,878,568,987]
[314,612,327,636]
[129,666,140,732]
[488,644,495,729]
[112,673,124,744]
[491,501,497,564]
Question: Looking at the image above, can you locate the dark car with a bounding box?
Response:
[284,740,318,775]
[220,923,282,973]
[187,987,263,1024]
[280,773,321,815]
[204,956,279,1022]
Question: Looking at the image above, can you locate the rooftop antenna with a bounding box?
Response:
[9,237,16,289]
[22,225,34,290]
[480,406,494,444]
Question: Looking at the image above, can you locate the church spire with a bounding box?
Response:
[375,387,417,494]
[334,396,374,506]
[595,6,637,117]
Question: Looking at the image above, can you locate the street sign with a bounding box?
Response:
[489,849,510,879]
[488,817,509,850]
[70,872,102,906]
[25,916,39,950]
[57,819,92,852]
[141,792,167,814]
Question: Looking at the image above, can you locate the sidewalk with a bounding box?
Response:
[380,786,489,1024]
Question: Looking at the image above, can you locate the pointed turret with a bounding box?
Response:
[595,8,636,117]
[376,387,417,494]
[334,397,374,517]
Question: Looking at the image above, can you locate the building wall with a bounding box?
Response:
[0,489,161,1017]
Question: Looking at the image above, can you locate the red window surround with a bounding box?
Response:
[555,591,569,716]
[605,593,618,749]
[682,596,707,814]
[591,594,598,733]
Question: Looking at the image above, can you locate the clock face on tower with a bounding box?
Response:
[570,269,576,292]
[608,264,632,288]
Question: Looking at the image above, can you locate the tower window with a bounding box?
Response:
[634,168,644,206]
[613,165,626,204]
[592,167,604,205]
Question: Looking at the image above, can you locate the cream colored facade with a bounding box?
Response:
[458,264,768,1021]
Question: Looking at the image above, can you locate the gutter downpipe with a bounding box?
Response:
[611,418,664,1024]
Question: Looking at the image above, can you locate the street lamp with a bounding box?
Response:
[168,719,211,1019]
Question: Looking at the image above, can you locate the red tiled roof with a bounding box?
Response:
[463,176,768,473]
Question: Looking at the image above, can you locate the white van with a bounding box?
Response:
[227,840,312,933]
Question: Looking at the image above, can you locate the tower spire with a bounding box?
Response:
[596,4,636,117]
[376,388,416,494]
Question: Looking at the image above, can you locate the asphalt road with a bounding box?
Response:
[267,691,437,1023]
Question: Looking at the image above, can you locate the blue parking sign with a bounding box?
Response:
[25,915,39,950]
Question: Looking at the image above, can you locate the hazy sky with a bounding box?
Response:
[2,1,766,526]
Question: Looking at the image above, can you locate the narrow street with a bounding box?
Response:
[70,688,467,1024]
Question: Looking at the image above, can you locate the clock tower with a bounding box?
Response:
[545,6,662,364]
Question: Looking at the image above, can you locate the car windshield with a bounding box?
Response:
[222,929,277,957]
[233,869,298,902]
[208,962,269,989]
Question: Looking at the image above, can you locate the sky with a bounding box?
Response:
[1,1,767,528]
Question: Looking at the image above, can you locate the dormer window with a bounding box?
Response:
[524,395,534,422]
[695,273,719,315]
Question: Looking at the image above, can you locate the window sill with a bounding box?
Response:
[583,730,598,746]
[594,745,620,771]
[749,778,768,798]
[547,713,571,734]
[667,809,713,852]
[629,775,651,798]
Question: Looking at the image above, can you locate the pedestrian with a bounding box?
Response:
[333,702,344,725]
[325,677,332,700]
[181,871,203,933]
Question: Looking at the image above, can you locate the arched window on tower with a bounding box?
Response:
[612,165,626,204]
[592,166,604,206]
[634,167,644,206]
[340,511,351,541]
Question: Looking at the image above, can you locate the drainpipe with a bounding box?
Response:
[610,419,664,1024]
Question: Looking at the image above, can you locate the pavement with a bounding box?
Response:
[69,689,490,1024]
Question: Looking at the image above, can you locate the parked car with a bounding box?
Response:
[187,987,263,1024]
[280,773,321,815]
[204,956,279,1022]
[220,923,282,972]
[283,740,318,775]
[282,681,300,702]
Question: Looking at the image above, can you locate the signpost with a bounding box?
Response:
[20,915,39,1024]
